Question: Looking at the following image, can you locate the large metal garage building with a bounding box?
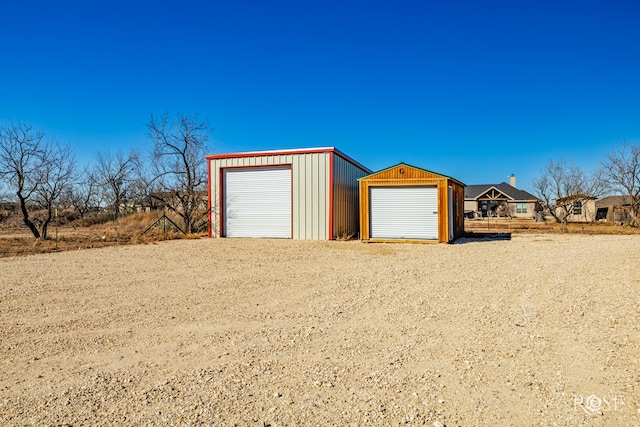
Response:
[207,147,371,240]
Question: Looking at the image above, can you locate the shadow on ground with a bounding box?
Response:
[454,232,512,244]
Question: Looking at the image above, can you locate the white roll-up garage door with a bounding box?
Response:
[370,186,438,240]
[223,166,292,238]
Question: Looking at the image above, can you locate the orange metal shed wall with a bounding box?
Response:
[359,165,466,243]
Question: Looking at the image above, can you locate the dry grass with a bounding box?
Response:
[0,211,204,258]
[465,218,640,235]
[1,214,638,258]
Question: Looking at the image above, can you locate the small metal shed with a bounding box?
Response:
[207,147,371,240]
[359,163,465,243]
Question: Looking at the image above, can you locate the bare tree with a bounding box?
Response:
[496,201,514,218]
[91,150,141,219]
[0,121,75,239]
[146,113,211,234]
[32,144,75,239]
[532,160,604,228]
[62,167,100,219]
[601,143,640,227]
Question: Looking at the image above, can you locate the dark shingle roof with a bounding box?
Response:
[596,195,633,207]
[464,182,538,201]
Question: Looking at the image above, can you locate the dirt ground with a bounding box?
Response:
[1,235,639,426]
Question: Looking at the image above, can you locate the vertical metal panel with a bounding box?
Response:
[305,155,313,237]
[292,152,329,240]
[448,185,454,241]
[438,182,446,242]
[332,154,370,239]
[210,157,222,237]
[454,181,465,240]
[317,155,327,239]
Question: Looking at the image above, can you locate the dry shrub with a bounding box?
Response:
[76,213,111,227]
[336,230,356,241]
[99,226,123,242]
[103,211,202,244]
[57,209,81,224]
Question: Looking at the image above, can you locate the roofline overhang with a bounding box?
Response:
[467,185,515,201]
[358,162,466,186]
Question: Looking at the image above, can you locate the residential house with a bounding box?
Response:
[464,175,540,219]
[555,194,597,223]
[595,196,633,225]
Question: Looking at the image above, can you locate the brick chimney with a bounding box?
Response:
[509,174,516,188]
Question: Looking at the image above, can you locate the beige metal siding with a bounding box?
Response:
[332,154,369,239]
[293,152,329,240]
[209,152,331,239]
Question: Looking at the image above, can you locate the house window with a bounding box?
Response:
[573,201,583,215]
[516,203,527,214]
[596,207,608,220]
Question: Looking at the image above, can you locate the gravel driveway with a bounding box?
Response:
[1,234,639,425]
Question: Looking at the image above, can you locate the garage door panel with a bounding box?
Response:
[223,166,292,238]
[370,186,438,240]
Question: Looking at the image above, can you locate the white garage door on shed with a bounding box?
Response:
[223,166,292,238]
[369,186,438,240]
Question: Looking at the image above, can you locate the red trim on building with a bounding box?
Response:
[206,147,334,160]
[207,157,212,237]
[218,166,224,237]
[328,152,334,240]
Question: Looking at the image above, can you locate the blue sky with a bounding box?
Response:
[1,0,639,191]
